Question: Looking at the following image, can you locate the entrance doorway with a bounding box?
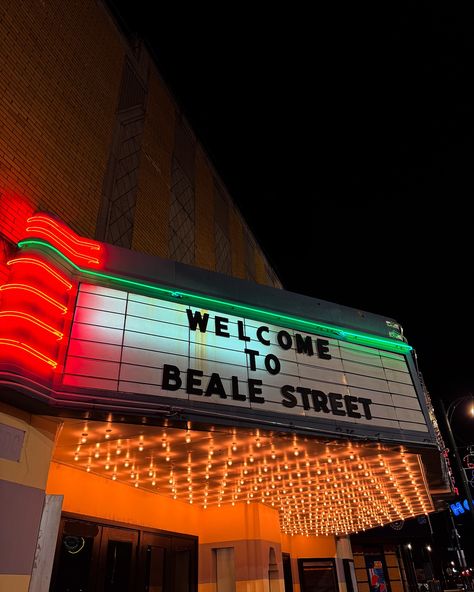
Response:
[282,553,294,592]
[298,558,338,592]
[50,515,197,592]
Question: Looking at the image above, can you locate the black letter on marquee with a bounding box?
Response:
[256,326,270,346]
[186,368,203,395]
[344,395,361,418]
[186,309,210,332]
[237,320,250,342]
[296,387,312,410]
[295,334,314,356]
[311,390,330,413]
[358,397,373,420]
[328,392,346,416]
[281,385,297,408]
[316,338,331,360]
[264,354,281,375]
[215,316,230,338]
[205,373,227,398]
[162,364,182,391]
[245,348,260,371]
[277,330,292,350]
[231,376,246,401]
[248,379,265,404]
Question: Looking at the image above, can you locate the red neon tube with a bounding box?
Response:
[0,338,58,368]
[25,225,101,265]
[7,257,73,290]
[0,284,68,314]
[27,215,101,251]
[0,311,64,340]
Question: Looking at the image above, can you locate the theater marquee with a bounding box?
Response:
[0,213,435,446]
[63,283,429,439]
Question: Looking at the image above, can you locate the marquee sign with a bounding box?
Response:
[62,283,429,439]
[0,213,435,445]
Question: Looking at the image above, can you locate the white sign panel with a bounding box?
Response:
[62,284,429,437]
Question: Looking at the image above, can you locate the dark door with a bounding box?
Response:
[138,532,196,592]
[51,518,101,592]
[343,559,357,592]
[298,558,338,592]
[140,532,171,592]
[50,517,197,592]
[283,553,294,592]
[171,536,197,592]
[96,527,138,592]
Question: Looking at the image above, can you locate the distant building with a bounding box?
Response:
[0,2,450,592]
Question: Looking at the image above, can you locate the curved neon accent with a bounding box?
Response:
[18,239,413,355]
[0,283,67,314]
[0,311,64,340]
[0,338,57,368]
[25,226,100,265]
[7,257,73,290]
[27,215,101,251]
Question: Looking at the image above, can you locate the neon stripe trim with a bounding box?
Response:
[17,239,412,354]
[0,311,64,340]
[27,215,101,251]
[0,338,58,368]
[7,257,73,290]
[25,226,100,265]
[0,283,67,314]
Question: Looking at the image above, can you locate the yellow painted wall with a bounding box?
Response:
[0,574,30,592]
[0,405,59,490]
[200,502,281,544]
[46,462,201,536]
[281,533,337,557]
[0,406,59,583]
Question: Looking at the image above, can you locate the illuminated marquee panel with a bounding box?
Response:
[63,283,429,438]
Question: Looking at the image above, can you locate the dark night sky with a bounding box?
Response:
[108,3,473,422]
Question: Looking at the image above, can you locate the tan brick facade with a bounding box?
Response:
[0,0,281,288]
[0,0,123,239]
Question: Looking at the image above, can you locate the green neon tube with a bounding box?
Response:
[18,239,412,354]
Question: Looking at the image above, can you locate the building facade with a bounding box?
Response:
[0,2,449,592]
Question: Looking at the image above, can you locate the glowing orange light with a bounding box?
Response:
[0,338,58,368]
[0,284,67,314]
[7,257,73,290]
[0,311,64,339]
[49,421,434,537]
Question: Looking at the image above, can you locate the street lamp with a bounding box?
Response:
[439,396,474,522]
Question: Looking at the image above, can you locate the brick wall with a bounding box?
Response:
[0,0,123,239]
[0,0,281,288]
[132,67,175,258]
